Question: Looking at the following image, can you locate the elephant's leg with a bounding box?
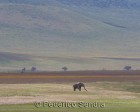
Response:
[73,86,76,91]
[79,87,81,91]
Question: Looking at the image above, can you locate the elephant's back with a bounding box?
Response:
[73,84,78,87]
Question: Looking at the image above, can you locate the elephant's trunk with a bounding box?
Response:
[83,86,87,91]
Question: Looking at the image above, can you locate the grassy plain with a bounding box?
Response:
[0,82,139,112]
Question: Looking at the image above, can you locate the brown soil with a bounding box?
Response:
[0,71,139,84]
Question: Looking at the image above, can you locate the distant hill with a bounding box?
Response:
[0,0,140,71]
[1,0,140,9]
[56,0,140,9]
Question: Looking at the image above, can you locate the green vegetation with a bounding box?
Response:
[0,100,140,112]
[92,82,140,93]
[0,82,139,111]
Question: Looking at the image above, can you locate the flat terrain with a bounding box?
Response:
[0,82,139,112]
[0,70,140,83]
[0,71,139,112]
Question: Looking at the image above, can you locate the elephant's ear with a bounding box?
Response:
[81,83,85,87]
[78,82,83,85]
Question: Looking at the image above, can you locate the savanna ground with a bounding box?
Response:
[0,71,140,112]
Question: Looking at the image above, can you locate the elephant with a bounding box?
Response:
[73,82,87,91]
[21,68,26,73]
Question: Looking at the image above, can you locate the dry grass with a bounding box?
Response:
[0,82,139,104]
